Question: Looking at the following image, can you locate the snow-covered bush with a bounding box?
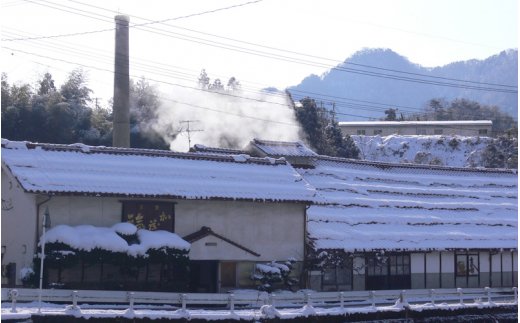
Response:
[32,223,191,291]
[20,267,35,287]
[251,258,298,292]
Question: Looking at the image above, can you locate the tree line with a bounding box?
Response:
[1,70,167,149]
[2,69,515,168]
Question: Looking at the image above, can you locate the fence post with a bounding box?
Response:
[269,293,276,308]
[369,291,375,308]
[72,290,79,309]
[399,290,407,305]
[429,289,435,305]
[457,288,464,305]
[9,289,18,313]
[228,293,235,313]
[128,292,135,311]
[181,293,187,311]
[484,287,492,303]
[339,292,344,309]
[305,292,312,307]
[513,287,518,304]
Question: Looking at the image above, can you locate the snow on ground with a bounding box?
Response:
[352,135,493,167]
[1,300,515,321]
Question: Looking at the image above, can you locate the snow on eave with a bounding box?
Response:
[314,247,518,253]
[20,190,314,204]
[315,155,517,174]
[338,120,493,127]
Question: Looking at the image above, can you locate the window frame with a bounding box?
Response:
[322,265,353,290]
[357,129,366,135]
[366,254,411,277]
[373,129,383,135]
[455,253,479,277]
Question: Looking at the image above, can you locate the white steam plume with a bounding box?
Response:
[151,87,303,152]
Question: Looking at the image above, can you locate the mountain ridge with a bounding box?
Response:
[287,48,518,120]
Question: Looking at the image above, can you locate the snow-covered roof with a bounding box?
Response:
[250,139,318,157]
[1,140,315,203]
[338,120,492,127]
[297,156,517,252]
[44,223,190,256]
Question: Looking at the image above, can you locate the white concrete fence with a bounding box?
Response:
[2,287,517,313]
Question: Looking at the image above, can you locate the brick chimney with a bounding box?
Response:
[112,15,130,148]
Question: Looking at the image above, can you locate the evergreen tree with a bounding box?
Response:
[294,96,360,158]
[384,108,397,121]
[197,69,210,89]
[227,77,241,91]
[37,72,56,96]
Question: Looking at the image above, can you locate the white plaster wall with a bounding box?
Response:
[29,196,306,263]
[502,251,513,270]
[411,253,424,274]
[45,196,122,227]
[425,252,440,273]
[1,168,37,284]
[479,251,490,272]
[176,200,305,262]
[441,252,454,273]
[491,253,502,271]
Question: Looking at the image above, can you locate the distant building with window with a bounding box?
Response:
[338,120,493,137]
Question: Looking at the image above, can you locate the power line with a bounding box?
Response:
[5,0,517,93]
[2,0,263,41]
[4,48,514,134]
[4,44,516,125]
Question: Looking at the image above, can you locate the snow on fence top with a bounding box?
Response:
[44,223,190,255]
[298,156,518,252]
[1,140,315,203]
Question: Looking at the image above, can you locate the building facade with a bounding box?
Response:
[2,139,517,293]
[339,120,493,137]
[1,140,314,291]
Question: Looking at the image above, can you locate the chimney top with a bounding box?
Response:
[115,15,130,22]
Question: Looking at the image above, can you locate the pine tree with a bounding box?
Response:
[294,97,360,158]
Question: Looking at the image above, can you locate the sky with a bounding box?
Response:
[1,0,518,108]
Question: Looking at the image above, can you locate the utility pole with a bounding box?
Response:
[330,102,336,123]
[179,120,203,150]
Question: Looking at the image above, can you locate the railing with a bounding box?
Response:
[2,287,517,313]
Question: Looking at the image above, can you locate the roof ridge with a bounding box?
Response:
[253,138,304,146]
[316,155,517,174]
[1,139,287,166]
